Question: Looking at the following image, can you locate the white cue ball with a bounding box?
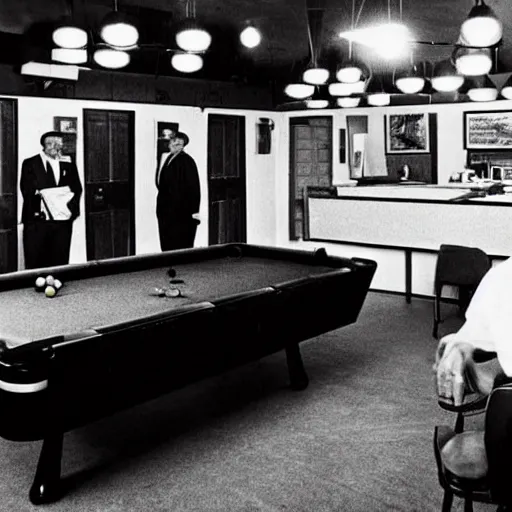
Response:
[35,277,46,288]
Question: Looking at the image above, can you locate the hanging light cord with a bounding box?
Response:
[348,0,355,59]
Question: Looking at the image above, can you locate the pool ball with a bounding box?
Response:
[45,285,56,298]
[46,275,55,287]
[54,279,63,291]
[167,268,176,278]
[165,288,181,298]
[149,287,166,297]
[35,276,46,292]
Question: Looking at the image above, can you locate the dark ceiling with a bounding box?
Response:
[0,0,511,89]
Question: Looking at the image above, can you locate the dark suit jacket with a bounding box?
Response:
[20,154,83,223]
[156,151,200,220]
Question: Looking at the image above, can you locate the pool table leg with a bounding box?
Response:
[285,343,309,390]
[29,432,64,505]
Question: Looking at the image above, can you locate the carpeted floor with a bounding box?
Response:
[0,292,495,512]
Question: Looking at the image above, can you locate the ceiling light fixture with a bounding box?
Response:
[175,0,211,53]
[301,5,329,86]
[93,47,130,69]
[303,67,329,85]
[284,83,315,99]
[365,75,390,106]
[501,75,512,100]
[100,1,139,48]
[395,60,425,94]
[240,24,262,49]
[453,46,493,76]
[52,48,88,64]
[339,22,411,60]
[466,74,498,102]
[431,59,465,92]
[306,98,329,109]
[52,22,88,49]
[337,0,365,83]
[171,52,203,73]
[337,96,361,108]
[328,82,354,97]
[459,0,502,47]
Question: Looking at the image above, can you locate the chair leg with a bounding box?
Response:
[433,290,441,339]
[464,496,474,512]
[455,413,465,434]
[442,490,453,512]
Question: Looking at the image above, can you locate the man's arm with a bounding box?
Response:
[20,158,38,200]
[65,163,82,220]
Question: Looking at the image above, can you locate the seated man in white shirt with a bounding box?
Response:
[434,256,512,405]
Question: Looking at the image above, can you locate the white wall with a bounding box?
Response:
[4,95,277,269]
[6,92,512,297]
[275,99,512,295]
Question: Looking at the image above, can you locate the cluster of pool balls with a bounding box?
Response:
[34,275,63,298]
[149,267,185,298]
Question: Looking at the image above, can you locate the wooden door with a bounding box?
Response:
[207,114,247,245]
[289,117,332,240]
[83,109,135,261]
[0,99,17,273]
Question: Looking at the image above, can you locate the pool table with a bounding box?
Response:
[0,243,376,504]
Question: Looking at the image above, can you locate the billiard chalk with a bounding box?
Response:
[45,275,55,287]
[35,276,46,291]
[45,285,56,298]
[165,288,181,298]
[54,279,63,290]
[169,278,185,284]
[167,268,177,278]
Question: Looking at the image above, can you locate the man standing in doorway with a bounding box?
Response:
[156,131,201,251]
[20,131,82,269]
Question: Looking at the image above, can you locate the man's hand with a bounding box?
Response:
[434,339,475,406]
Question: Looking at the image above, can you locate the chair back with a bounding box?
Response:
[485,382,512,506]
[435,244,491,289]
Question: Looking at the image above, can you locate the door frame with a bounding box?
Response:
[207,113,247,245]
[83,108,136,260]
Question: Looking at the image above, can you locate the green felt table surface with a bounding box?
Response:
[0,257,337,346]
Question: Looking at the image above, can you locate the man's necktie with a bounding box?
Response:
[46,161,57,187]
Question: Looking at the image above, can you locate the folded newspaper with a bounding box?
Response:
[40,186,75,221]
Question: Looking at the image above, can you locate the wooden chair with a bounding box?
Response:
[432,244,491,339]
[434,373,512,512]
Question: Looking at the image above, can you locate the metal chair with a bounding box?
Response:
[432,244,491,339]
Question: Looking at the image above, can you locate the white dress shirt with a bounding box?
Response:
[442,257,512,375]
[40,152,60,186]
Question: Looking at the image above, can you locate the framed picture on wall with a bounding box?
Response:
[53,116,77,163]
[156,121,179,164]
[385,113,429,154]
[464,111,512,150]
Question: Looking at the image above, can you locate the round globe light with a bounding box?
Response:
[240,26,261,48]
[171,52,203,73]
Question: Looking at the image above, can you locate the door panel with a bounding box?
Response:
[207,114,246,245]
[84,109,135,261]
[289,117,332,240]
[0,99,18,273]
